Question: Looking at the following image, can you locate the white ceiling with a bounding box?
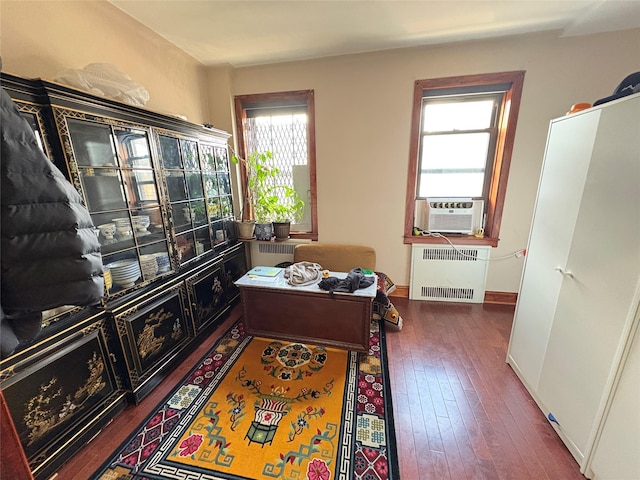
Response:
[109,0,640,67]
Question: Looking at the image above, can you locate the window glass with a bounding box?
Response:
[423,100,495,132]
[419,132,490,198]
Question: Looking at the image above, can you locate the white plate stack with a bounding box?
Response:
[106,259,141,288]
[140,254,158,280]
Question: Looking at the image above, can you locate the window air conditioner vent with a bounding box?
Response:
[426,198,484,234]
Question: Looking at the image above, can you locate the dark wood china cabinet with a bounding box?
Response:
[0,72,247,479]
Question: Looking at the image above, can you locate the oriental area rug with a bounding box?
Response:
[92,319,399,480]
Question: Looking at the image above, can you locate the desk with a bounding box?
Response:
[235,270,377,352]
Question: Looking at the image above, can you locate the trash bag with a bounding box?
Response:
[54,63,150,107]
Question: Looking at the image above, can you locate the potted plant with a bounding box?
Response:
[231,150,280,240]
[271,185,305,240]
[232,150,305,241]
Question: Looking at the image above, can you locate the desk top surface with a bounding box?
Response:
[235,269,378,298]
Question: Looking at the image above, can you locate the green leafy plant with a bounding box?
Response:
[231,150,304,223]
[270,185,305,223]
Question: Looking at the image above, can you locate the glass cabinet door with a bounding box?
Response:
[59,112,172,294]
[20,111,50,157]
[203,143,237,249]
[157,133,235,265]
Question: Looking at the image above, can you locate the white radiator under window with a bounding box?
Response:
[249,239,311,267]
[410,244,491,303]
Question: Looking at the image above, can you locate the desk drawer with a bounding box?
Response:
[241,288,371,352]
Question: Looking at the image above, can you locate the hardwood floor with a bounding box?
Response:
[52,299,585,480]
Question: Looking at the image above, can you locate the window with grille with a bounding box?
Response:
[404,71,525,246]
[234,91,317,238]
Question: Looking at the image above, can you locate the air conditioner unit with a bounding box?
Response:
[427,198,484,234]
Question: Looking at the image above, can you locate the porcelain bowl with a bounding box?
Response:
[98,223,116,238]
[132,215,151,231]
[116,225,133,238]
[112,217,131,227]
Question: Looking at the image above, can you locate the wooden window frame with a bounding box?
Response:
[234,90,318,240]
[404,71,525,247]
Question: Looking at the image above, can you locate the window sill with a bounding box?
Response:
[290,232,318,241]
[404,234,498,248]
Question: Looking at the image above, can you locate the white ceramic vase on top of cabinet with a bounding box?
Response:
[507,92,640,479]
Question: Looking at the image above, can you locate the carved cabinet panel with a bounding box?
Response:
[222,246,249,303]
[185,259,228,332]
[0,321,125,479]
[110,283,193,403]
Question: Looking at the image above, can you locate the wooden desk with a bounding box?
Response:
[235,270,377,352]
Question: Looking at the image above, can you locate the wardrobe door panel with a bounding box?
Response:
[508,110,600,388]
[589,310,640,480]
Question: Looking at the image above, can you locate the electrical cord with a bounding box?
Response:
[417,230,526,261]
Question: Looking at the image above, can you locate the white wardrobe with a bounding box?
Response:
[507,92,640,479]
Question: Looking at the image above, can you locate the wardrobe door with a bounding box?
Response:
[507,110,600,388]
[536,95,640,465]
[589,308,640,480]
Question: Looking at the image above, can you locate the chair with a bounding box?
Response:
[293,243,376,272]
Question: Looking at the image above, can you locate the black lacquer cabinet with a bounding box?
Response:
[0,72,247,479]
[0,311,126,479]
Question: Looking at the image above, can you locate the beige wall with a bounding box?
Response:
[226,29,640,291]
[2,0,638,291]
[0,0,208,123]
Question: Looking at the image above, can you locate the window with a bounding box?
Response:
[404,71,525,246]
[234,90,317,239]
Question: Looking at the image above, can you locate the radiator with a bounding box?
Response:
[410,244,491,303]
[249,239,311,267]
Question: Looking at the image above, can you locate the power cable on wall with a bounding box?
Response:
[417,231,526,261]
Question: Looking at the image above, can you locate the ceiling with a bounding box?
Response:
[108,0,640,67]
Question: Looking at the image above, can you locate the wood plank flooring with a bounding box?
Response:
[52,299,585,480]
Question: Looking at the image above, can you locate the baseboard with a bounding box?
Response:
[483,291,518,305]
[389,286,517,306]
[388,285,409,298]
